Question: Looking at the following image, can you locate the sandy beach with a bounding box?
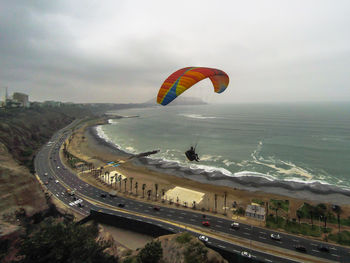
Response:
[66,118,350,227]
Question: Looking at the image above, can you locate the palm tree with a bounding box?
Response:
[142,184,146,198]
[154,184,158,200]
[147,190,152,200]
[223,192,227,215]
[272,202,282,223]
[123,178,127,193]
[110,175,115,188]
[296,209,303,224]
[118,174,122,191]
[130,177,134,194]
[192,201,196,209]
[214,194,217,213]
[333,205,342,232]
[135,182,138,196]
[161,189,165,202]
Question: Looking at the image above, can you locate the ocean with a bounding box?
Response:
[96,102,350,195]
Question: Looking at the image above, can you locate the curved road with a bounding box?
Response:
[34,121,349,263]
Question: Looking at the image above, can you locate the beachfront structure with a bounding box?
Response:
[245,204,266,221]
[13,92,30,108]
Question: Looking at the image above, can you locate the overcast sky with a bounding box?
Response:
[1,0,349,103]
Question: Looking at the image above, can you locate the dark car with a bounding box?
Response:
[153,206,160,211]
[294,245,307,252]
[118,203,125,208]
[317,245,330,253]
[100,193,107,198]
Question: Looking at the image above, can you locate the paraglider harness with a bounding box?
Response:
[185,146,200,162]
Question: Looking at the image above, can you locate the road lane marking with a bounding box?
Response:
[259,236,266,239]
[310,243,317,246]
[243,232,250,235]
[312,249,319,253]
[218,245,226,249]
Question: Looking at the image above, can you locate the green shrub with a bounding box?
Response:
[138,240,162,263]
[176,232,193,244]
[328,231,350,246]
[184,242,207,263]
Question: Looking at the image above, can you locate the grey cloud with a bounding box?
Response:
[1,0,350,103]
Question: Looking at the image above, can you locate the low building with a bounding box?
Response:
[245,204,266,221]
[13,92,30,108]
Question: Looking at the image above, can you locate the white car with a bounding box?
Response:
[198,235,209,242]
[270,233,281,241]
[44,172,48,176]
[55,180,59,183]
[241,251,251,258]
[57,166,60,169]
[230,222,240,229]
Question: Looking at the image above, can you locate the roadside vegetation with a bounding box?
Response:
[265,200,350,245]
[16,219,117,263]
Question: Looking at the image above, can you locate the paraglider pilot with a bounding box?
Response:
[185,146,200,162]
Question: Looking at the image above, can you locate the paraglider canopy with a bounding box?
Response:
[157,67,229,106]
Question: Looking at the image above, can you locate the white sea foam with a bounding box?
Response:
[150,155,232,177]
[188,163,232,176]
[108,119,119,124]
[233,171,276,181]
[96,126,113,143]
[200,155,222,162]
[250,141,314,180]
[223,159,235,167]
[125,146,136,153]
[179,114,218,120]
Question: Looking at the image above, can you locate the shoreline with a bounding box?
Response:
[91,123,350,204]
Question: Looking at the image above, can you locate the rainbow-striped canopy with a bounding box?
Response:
[157,67,229,106]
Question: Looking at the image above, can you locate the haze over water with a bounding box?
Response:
[98,102,350,190]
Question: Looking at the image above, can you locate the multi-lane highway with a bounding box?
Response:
[34,120,350,263]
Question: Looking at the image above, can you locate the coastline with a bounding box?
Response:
[90,123,350,205]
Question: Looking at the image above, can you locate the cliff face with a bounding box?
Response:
[0,107,76,221]
[0,104,131,224]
